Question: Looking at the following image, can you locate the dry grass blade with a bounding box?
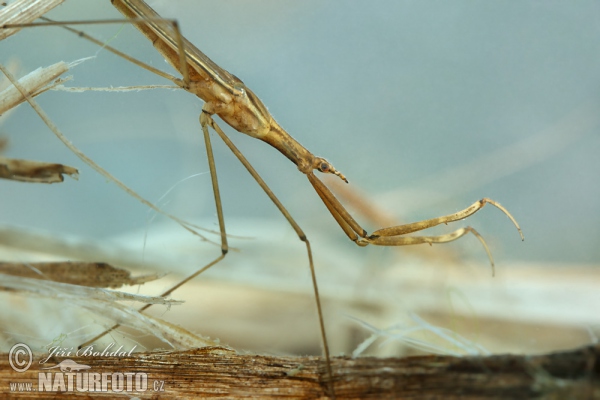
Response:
[0,0,64,40]
[349,313,490,358]
[0,261,159,288]
[0,61,71,115]
[0,273,222,349]
[0,272,178,305]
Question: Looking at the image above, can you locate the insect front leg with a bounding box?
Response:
[307,171,523,273]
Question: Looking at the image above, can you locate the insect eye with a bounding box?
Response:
[320,163,330,172]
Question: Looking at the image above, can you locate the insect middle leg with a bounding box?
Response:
[201,110,335,395]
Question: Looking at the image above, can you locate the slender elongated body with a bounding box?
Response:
[109,0,522,248]
[111,0,347,182]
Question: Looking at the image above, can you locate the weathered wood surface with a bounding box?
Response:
[1,344,598,399]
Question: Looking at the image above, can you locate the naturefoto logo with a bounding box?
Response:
[7,343,165,394]
[37,358,149,393]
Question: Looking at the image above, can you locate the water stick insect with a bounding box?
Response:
[2,0,524,396]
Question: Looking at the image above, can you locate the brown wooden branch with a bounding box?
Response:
[1,344,598,399]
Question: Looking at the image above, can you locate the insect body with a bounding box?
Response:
[111,0,348,182]
[2,1,524,397]
[106,3,522,396]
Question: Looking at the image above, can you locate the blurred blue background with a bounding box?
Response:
[2,0,599,265]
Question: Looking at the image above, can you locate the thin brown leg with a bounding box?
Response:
[307,172,522,274]
[367,226,496,275]
[203,113,336,398]
[308,172,366,239]
[371,198,523,239]
[36,16,186,87]
[309,173,360,243]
